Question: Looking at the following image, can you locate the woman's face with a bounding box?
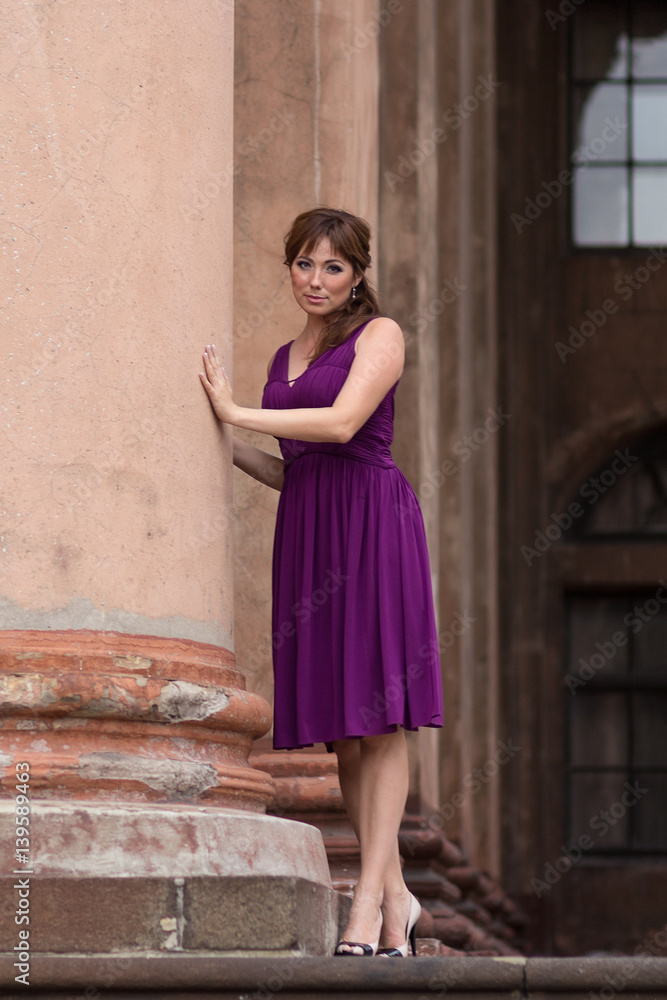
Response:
[290,237,360,318]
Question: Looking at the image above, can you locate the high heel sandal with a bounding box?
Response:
[334,890,382,957]
[376,892,421,957]
[334,937,380,957]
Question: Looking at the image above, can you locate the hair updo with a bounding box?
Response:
[283,207,383,363]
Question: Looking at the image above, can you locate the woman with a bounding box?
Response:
[200,207,443,957]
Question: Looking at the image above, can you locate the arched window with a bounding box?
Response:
[562,430,667,855]
[572,428,667,537]
[569,0,667,248]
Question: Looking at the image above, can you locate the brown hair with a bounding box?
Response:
[283,207,383,363]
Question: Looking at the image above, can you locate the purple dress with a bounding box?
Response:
[261,320,443,750]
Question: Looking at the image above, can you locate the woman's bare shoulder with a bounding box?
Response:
[354,316,404,353]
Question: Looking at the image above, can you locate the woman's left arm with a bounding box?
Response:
[200,318,405,444]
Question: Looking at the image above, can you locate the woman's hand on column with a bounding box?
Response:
[200,344,239,423]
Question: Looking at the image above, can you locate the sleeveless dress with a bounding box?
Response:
[261,320,443,750]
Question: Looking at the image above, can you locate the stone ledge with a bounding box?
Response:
[1,954,666,997]
[0,953,523,995]
[526,956,667,990]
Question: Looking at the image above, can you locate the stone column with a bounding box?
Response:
[236,0,380,886]
[0,0,337,958]
[379,0,503,881]
[435,0,502,874]
[233,0,380,709]
[378,0,442,814]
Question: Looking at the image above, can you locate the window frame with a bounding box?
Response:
[567,0,667,253]
[563,587,667,858]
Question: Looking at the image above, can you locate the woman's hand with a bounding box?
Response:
[200,344,239,423]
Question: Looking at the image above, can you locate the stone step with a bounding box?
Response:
[1,954,666,999]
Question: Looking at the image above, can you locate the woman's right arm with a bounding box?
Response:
[231,348,284,492]
[233,437,284,492]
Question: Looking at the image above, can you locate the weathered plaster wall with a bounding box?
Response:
[1,1,235,646]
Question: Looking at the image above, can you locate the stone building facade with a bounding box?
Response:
[1,0,666,962]
[234,0,667,956]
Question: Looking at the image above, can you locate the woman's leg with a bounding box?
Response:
[333,729,415,948]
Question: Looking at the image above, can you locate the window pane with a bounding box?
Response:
[572,0,628,80]
[568,595,629,677]
[633,603,667,674]
[571,692,628,766]
[570,772,631,849]
[634,693,667,765]
[633,772,667,849]
[632,84,667,159]
[632,1,667,79]
[565,578,667,853]
[573,166,629,245]
[573,84,629,162]
[632,166,667,243]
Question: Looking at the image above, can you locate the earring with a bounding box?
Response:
[351,285,358,299]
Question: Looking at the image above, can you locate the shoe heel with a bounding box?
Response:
[377,892,421,958]
[407,893,421,956]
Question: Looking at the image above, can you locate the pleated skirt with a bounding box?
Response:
[270,451,443,750]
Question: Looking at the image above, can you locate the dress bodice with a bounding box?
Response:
[261,321,400,469]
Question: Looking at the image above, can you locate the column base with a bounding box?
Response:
[0,629,274,811]
[0,802,347,957]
